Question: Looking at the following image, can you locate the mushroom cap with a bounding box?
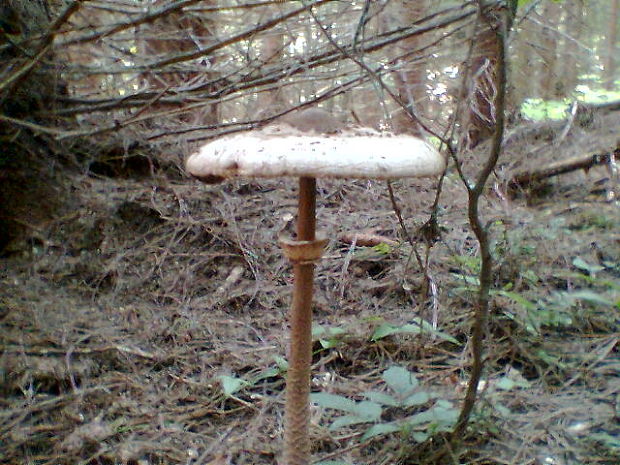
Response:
[186,132,445,182]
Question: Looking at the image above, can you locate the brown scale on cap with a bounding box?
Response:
[279,107,345,134]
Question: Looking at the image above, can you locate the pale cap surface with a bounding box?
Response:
[186,132,445,182]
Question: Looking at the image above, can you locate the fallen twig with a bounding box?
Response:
[508,148,619,190]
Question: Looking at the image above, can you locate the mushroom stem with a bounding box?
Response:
[297,177,316,241]
[187,129,446,465]
[283,176,317,465]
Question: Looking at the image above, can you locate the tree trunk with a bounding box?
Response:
[138,0,220,126]
[556,1,585,97]
[0,0,62,119]
[604,0,619,90]
[465,4,503,148]
[255,8,285,116]
[507,10,539,112]
[0,0,71,253]
[539,1,561,99]
[383,0,428,136]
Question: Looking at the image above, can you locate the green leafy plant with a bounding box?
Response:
[521,98,570,120]
[572,257,605,277]
[520,85,620,122]
[218,356,287,397]
[497,289,571,334]
[497,282,618,335]
[313,324,349,349]
[371,317,459,344]
[219,375,250,397]
[372,242,393,255]
[482,368,532,418]
[454,250,618,334]
[311,366,458,442]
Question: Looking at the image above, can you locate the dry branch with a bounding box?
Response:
[339,233,399,248]
[508,147,620,190]
[54,2,481,116]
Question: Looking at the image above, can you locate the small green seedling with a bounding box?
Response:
[371,317,459,344]
[311,366,458,442]
[313,324,348,349]
[218,356,288,397]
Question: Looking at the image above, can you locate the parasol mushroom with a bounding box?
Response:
[186,110,445,465]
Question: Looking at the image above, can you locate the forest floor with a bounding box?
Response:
[1,110,619,465]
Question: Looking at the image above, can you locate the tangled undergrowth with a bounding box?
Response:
[1,113,618,465]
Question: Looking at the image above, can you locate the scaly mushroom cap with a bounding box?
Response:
[186,131,445,182]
